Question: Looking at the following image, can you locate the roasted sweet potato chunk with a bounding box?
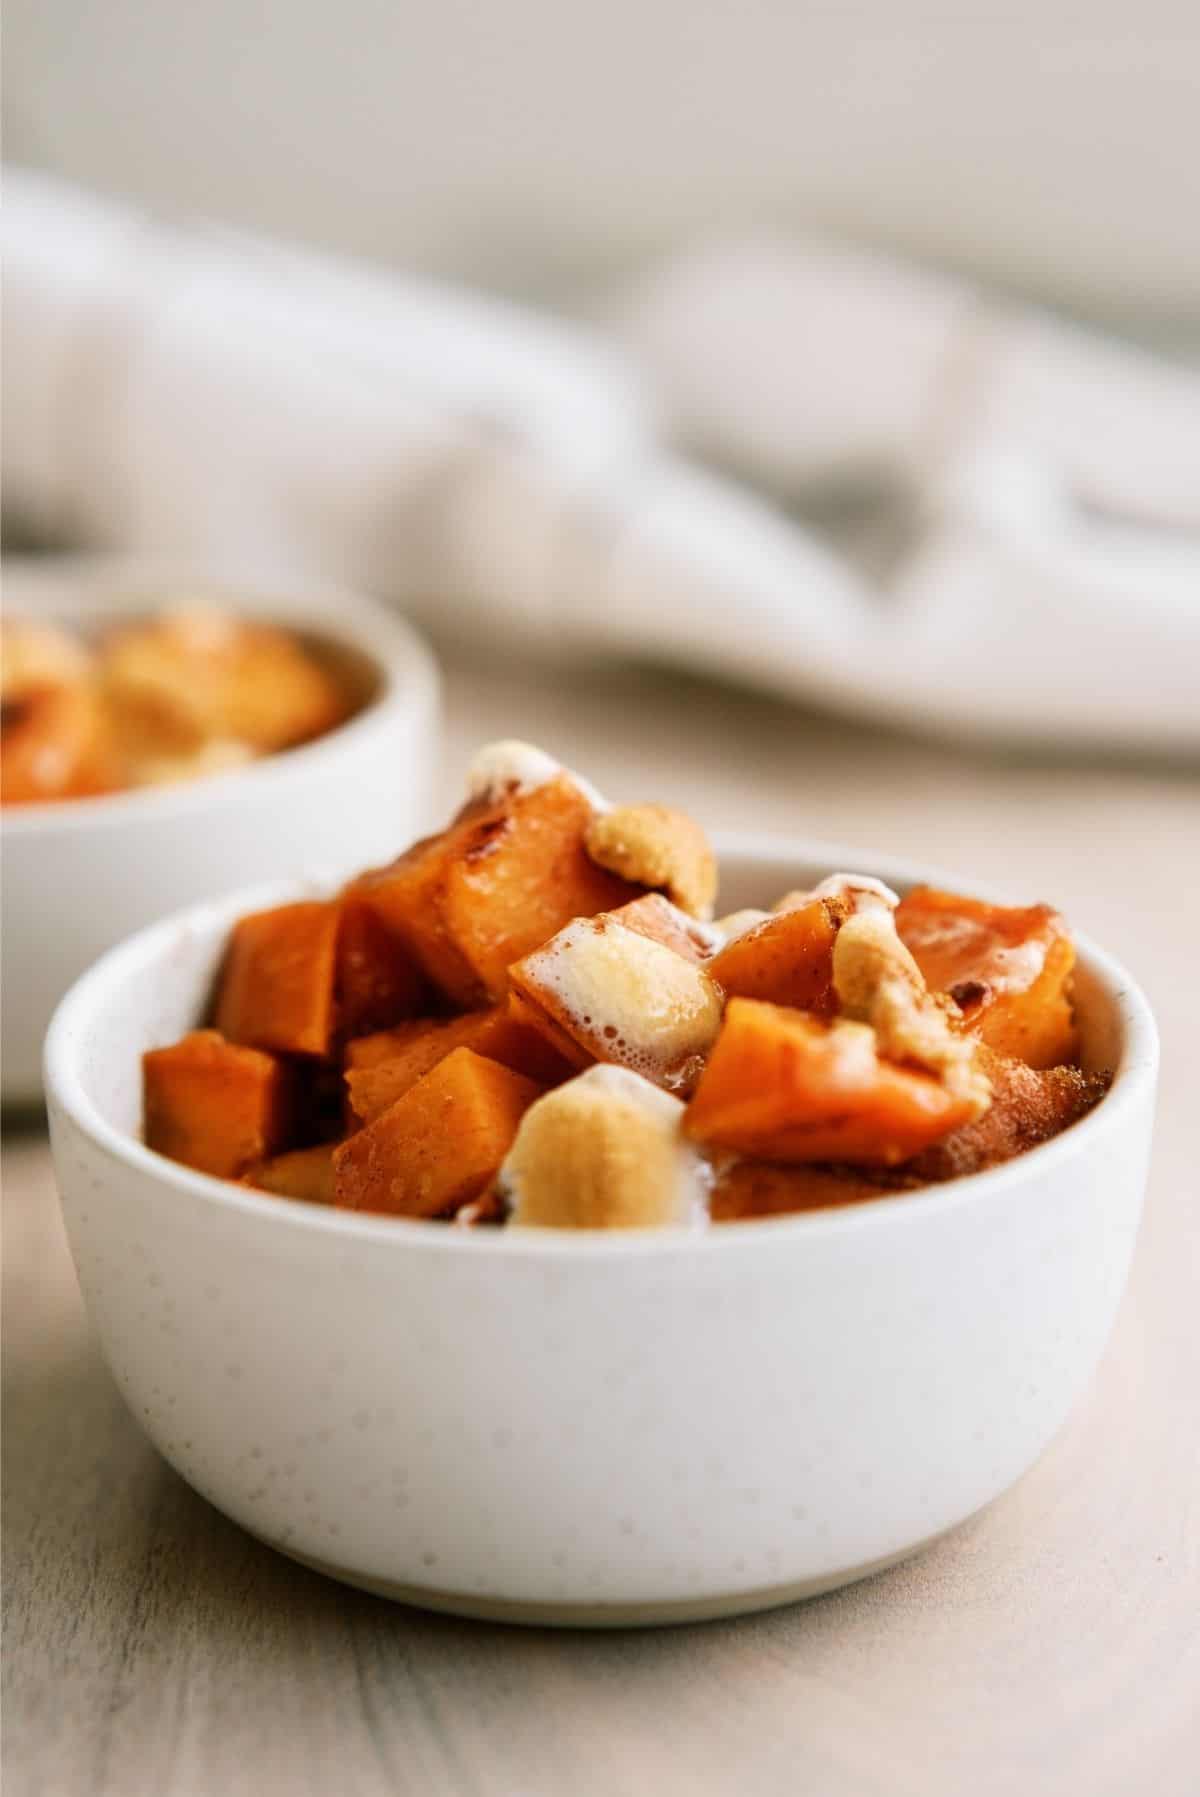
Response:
[708,898,847,1015]
[353,776,636,1005]
[344,1005,571,1124]
[333,1048,542,1217]
[710,1160,900,1221]
[905,1049,1109,1181]
[245,1143,337,1205]
[101,610,349,759]
[334,896,425,1040]
[143,1030,293,1177]
[684,998,980,1165]
[214,900,341,1057]
[602,893,716,965]
[896,887,1077,1069]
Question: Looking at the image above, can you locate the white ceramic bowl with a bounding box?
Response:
[2,561,440,1102]
[45,838,1157,1627]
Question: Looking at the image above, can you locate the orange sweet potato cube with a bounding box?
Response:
[353,776,636,1005]
[100,612,350,758]
[343,1017,442,1072]
[602,892,715,964]
[333,1047,542,1217]
[334,894,426,1040]
[213,900,342,1057]
[344,1013,495,1122]
[505,988,595,1074]
[905,1049,1109,1182]
[684,998,978,1165]
[896,888,1077,1069]
[244,1143,337,1205]
[708,898,847,1014]
[344,1006,571,1124]
[465,1005,575,1088]
[143,1030,293,1177]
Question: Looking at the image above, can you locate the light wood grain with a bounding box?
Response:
[4,655,1199,1797]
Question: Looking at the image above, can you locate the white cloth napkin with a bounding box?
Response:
[5,168,1198,751]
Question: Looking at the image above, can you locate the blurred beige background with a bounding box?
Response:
[5,0,1200,327]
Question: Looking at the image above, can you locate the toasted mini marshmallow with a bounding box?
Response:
[503,1065,706,1229]
[775,873,900,913]
[714,907,771,944]
[466,739,609,812]
[585,802,717,918]
[510,915,724,1091]
[833,905,990,1115]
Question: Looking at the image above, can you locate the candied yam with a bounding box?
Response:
[503,1066,700,1230]
[101,610,231,755]
[905,1050,1110,1181]
[143,1030,293,1177]
[355,776,636,1005]
[443,775,638,996]
[509,914,724,1093]
[100,610,349,760]
[245,1143,337,1205]
[584,803,717,918]
[471,1005,577,1088]
[344,1017,444,1072]
[708,897,847,1015]
[214,900,341,1057]
[215,626,349,751]
[684,998,979,1165]
[334,896,426,1040]
[349,820,479,1002]
[896,887,1077,1069]
[0,683,118,805]
[333,1047,542,1217]
[344,1005,572,1124]
[603,893,718,964]
[710,1160,900,1222]
[506,989,594,1073]
[344,1015,482,1119]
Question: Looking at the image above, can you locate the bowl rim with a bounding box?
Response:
[44,830,1159,1259]
[1,562,440,833]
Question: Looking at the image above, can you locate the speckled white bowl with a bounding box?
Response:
[44,839,1157,1626]
[2,560,440,1102]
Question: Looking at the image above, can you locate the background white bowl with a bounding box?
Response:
[44,839,1158,1627]
[2,560,440,1102]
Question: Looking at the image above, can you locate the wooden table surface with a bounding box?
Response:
[5,655,1198,1797]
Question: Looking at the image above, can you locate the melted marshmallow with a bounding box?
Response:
[465,738,610,812]
[806,872,900,908]
[516,916,723,1089]
[714,907,771,945]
